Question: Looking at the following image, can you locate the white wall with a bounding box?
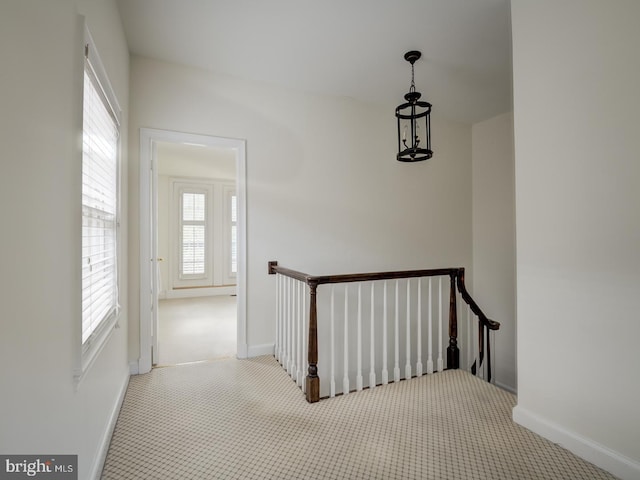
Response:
[511,1,640,478]
[128,56,473,361]
[472,112,516,392]
[0,1,129,478]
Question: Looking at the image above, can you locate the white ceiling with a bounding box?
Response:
[116,0,512,124]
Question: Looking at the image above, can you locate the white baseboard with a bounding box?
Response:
[164,286,236,299]
[129,361,139,375]
[247,343,274,357]
[89,372,130,480]
[236,343,248,359]
[513,405,640,480]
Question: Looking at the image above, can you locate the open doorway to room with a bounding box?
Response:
[155,142,238,365]
[138,129,247,374]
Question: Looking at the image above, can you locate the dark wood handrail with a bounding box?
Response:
[269,261,501,332]
[268,262,313,283]
[455,269,500,331]
[268,261,500,402]
[456,268,499,382]
[269,261,460,285]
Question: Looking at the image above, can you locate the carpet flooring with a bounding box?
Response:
[101,356,617,479]
[157,296,237,365]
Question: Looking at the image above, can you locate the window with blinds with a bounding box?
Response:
[82,55,120,345]
[180,191,207,277]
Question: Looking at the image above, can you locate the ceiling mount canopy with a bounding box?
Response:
[396,50,433,162]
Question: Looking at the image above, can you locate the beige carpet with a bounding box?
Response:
[102,356,616,479]
[157,296,237,365]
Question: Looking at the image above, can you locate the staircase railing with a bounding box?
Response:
[268,261,500,403]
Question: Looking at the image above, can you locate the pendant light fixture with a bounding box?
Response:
[396,51,432,162]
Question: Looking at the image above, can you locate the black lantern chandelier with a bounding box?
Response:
[396,51,432,162]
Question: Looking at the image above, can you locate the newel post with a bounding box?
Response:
[306,280,320,403]
[447,272,460,369]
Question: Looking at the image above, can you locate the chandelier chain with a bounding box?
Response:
[410,63,416,93]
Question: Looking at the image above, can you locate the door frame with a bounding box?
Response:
[138,128,248,374]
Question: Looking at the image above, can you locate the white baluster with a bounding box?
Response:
[290,279,297,379]
[297,281,303,386]
[298,281,302,380]
[437,277,443,372]
[473,311,478,377]
[282,277,291,373]
[301,283,307,394]
[416,278,423,376]
[343,285,350,395]
[291,278,295,373]
[330,285,336,398]
[279,276,284,366]
[475,315,479,378]
[477,315,482,378]
[487,330,497,383]
[381,281,389,385]
[394,280,400,382]
[274,273,280,361]
[369,282,376,390]
[281,275,286,365]
[478,322,484,380]
[356,283,363,391]
[483,327,488,380]
[282,275,286,366]
[275,274,280,363]
[467,304,471,373]
[427,277,433,374]
[405,279,412,380]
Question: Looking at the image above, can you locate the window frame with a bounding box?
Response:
[76,26,122,381]
[178,187,209,280]
[169,179,215,289]
[168,178,236,290]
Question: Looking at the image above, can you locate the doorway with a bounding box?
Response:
[156,141,238,364]
[138,129,247,374]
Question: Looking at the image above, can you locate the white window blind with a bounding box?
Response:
[82,61,119,345]
[181,192,206,276]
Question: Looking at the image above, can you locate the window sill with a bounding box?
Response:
[74,314,120,388]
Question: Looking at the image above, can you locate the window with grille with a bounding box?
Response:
[169,181,236,289]
[81,31,120,351]
[180,190,207,278]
